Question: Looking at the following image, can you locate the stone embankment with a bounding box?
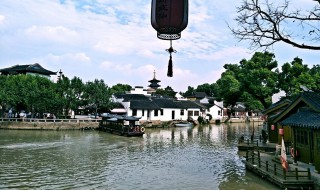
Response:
[0,118,100,130]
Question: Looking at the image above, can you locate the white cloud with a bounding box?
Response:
[0,15,5,24]
[25,25,78,43]
[100,61,132,71]
[45,53,91,65]
[201,47,251,62]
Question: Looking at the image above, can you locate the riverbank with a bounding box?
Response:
[0,118,100,130]
[0,116,265,130]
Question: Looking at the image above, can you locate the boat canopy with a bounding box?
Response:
[101,113,140,121]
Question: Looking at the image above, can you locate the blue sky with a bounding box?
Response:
[0,0,319,92]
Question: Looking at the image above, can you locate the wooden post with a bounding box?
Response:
[295,168,298,180]
[293,128,297,164]
[246,150,248,161]
[251,153,254,164]
[247,139,249,145]
[266,161,269,172]
[258,151,261,167]
[256,140,258,147]
[283,168,286,180]
[308,168,311,180]
[274,164,277,175]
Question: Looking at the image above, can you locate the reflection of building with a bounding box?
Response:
[0,63,56,79]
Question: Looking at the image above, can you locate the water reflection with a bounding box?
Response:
[0,123,279,190]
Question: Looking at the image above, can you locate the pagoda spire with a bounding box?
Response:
[148,70,161,89]
[153,70,156,79]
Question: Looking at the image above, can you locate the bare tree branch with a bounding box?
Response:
[230,0,320,50]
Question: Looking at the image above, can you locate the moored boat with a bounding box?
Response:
[98,114,144,137]
[174,121,193,127]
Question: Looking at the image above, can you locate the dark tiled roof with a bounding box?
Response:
[152,98,179,108]
[148,83,161,88]
[233,107,246,112]
[128,96,203,110]
[199,103,215,109]
[232,102,246,112]
[175,100,203,109]
[194,92,208,99]
[116,93,205,110]
[273,92,320,123]
[0,63,56,75]
[148,78,160,83]
[130,100,160,109]
[262,99,291,114]
[300,92,320,111]
[115,94,150,101]
[280,107,320,129]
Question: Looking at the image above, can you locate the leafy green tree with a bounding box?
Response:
[0,75,58,116]
[278,57,315,97]
[110,83,132,95]
[310,65,320,91]
[216,52,279,110]
[183,86,195,97]
[155,86,176,98]
[69,77,85,117]
[216,71,241,107]
[195,83,217,97]
[56,75,71,116]
[34,77,58,115]
[3,75,25,111]
[237,52,279,109]
[84,79,113,117]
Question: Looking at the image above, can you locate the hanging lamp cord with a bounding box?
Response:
[166,40,176,77]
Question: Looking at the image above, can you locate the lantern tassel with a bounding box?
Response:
[166,40,176,77]
[167,55,173,77]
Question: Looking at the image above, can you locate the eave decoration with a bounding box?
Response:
[151,0,188,77]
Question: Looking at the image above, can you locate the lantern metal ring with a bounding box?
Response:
[157,33,181,40]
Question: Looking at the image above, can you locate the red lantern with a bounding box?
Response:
[271,125,275,131]
[151,0,188,77]
[279,128,284,135]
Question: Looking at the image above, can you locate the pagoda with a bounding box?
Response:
[148,70,161,90]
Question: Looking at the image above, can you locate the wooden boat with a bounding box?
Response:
[174,121,193,127]
[98,114,144,137]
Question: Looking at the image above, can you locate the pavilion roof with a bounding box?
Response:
[0,63,56,75]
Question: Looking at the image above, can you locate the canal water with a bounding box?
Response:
[0,123,280,190]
